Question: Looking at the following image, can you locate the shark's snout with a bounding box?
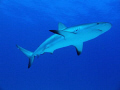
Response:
[98,22,112,32]
[105,22,112,29]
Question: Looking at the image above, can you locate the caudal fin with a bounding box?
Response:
[16,45,34,68]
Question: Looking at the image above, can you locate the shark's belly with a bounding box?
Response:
[78,29,103,42]
[34,34,72,55]
[43,37,71,53]
[34,29,102,55]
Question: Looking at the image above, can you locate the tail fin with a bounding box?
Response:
[16,45,34,68]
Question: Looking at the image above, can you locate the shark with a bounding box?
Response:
[16,22,112,68]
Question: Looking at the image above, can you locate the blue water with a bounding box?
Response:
[0,0,120,90]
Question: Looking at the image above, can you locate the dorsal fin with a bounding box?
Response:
[58,23,67,30]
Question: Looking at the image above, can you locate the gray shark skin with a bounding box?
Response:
[16,22,112,68]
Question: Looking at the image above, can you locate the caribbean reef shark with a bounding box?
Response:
[16,22,112,68]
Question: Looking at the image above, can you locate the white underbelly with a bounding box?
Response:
[44,39,71,53]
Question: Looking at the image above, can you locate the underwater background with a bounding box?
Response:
[0,0,120,90]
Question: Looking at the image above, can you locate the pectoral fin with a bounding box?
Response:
[49,30,75,37]
[74,43,83,56]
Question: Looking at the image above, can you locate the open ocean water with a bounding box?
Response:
[0,0,120,90]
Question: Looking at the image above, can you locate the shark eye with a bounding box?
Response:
[73,29,78,34]
[97,23,100,25]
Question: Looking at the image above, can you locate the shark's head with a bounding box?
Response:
[93,22,112,33]
[69,22,112,41]
[67,22,112,34]
[78,22,112,33]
